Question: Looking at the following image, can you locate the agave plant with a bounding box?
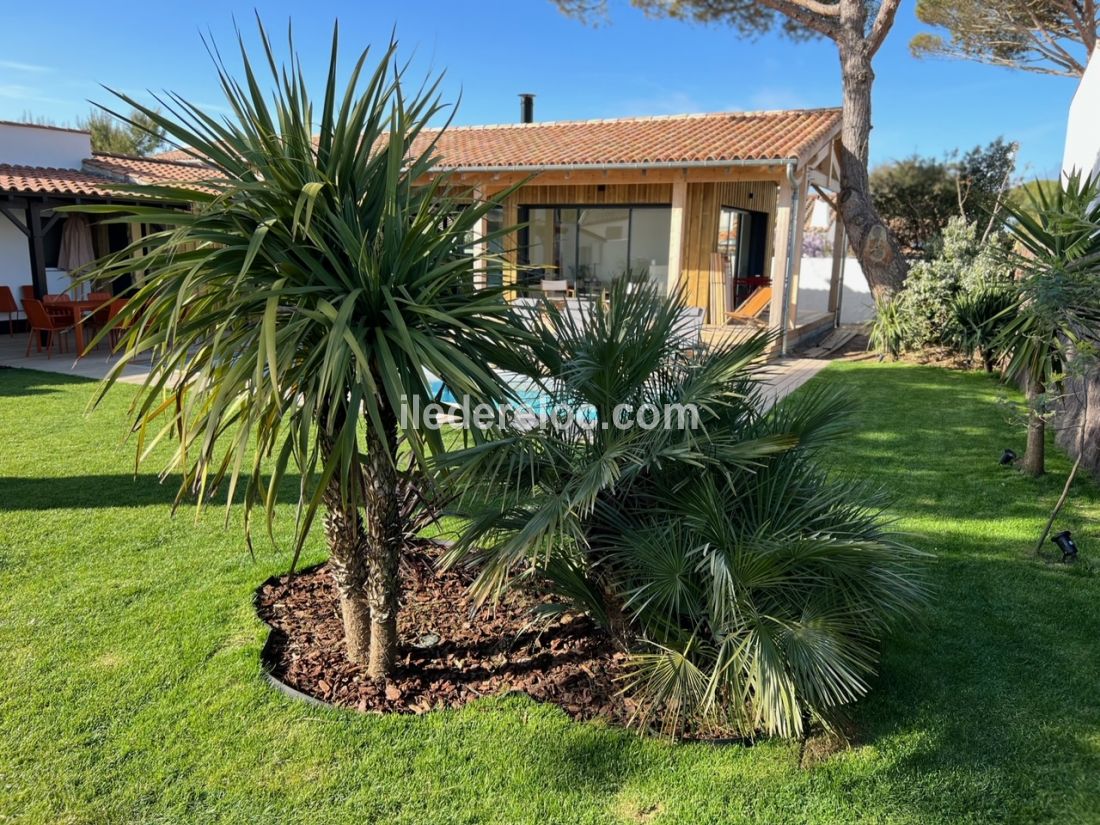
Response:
[442,282,927,738]
[77,22,528,678]
[996,172,1100,476]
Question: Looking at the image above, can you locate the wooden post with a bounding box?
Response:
[785,173,809,331]
[667,178,687,297]
[471,186,487,290]
[769,175,794,335]
[26,202,47,298]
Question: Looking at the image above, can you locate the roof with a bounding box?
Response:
[412,107,842,171]
[1,107,842,198]
[0,152,219,199]
[151,147,206,164]
[0,163,129,198]
[83,153,218,185]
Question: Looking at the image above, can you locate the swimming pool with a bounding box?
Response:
[424,371,594,425]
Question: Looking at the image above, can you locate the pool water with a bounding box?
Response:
[425,372,595,424]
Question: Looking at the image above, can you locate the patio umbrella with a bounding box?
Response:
[58,214,96,298]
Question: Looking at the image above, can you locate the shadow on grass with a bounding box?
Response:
[799,364,1100,820]
[0,366,76,398]
[0,472,309,511]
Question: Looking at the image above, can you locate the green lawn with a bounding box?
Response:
[1,362,1099,824]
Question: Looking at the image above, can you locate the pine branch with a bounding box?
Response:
[868,0,902,57]
[756,0,840,38]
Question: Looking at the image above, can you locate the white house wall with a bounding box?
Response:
[0,219,31,300]
[0,122,91,170]
[1063,46,1100,179]
[796,256,873,324]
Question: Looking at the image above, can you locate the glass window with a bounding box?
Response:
[577,207,629,290]
[520,205,672,294]
[557,208,579,284]
[629,208,672,292]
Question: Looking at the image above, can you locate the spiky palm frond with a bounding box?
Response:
[73,20,532,566]
[996,172,1100,389]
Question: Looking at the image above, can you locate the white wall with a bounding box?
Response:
[0,221,31,309]
[795,256,874,325]
[1063,46,1100,178]
[0,122,91,170]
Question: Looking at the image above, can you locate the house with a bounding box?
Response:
[1,104,849,355]
[0,121,206,305]
[413,101,848,353]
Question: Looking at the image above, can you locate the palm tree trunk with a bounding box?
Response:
[1023,380,1046,477]
[320,436,371,664]
[363,405,401,681]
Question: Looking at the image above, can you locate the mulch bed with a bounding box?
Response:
[254,542,634,724]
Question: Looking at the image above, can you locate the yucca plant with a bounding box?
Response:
[76,21,529,678]
[949,286,1016,372]
[996,172,1100,476]
[868,295,908,360]
[442,282,927,738]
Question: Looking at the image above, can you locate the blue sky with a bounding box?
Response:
[0,0,1079,177]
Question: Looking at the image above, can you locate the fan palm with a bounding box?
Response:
[77,22,529,677]
[996,172,1100,476]
[442,282,927,737]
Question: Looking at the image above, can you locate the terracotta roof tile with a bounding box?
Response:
[0,164,125,197]
[150,148,200,162]
[413,108,841,170]
[2,108,840,198]
[83,153,218,185]
[0,153,221,199]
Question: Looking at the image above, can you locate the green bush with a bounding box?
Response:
[948,286,1016,372]
[881,217,1012,357]
[444,284,928,739]
[869,296,908,360]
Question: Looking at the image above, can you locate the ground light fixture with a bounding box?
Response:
[1051,530,1079,562]
[1000,449,1017,466]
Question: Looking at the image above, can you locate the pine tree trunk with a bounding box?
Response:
[363,405,401,681]
[834,1,908,300]
[1024,380,1046,477]
[320,434,371,664]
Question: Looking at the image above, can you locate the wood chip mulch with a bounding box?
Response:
[254,543,636,724]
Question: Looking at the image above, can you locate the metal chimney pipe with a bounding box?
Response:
[519,93,535,124]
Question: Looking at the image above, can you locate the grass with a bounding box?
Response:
[1,361,1099,824]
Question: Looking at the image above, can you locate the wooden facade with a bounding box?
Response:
[481,176,782,324]
[432,128,845,357]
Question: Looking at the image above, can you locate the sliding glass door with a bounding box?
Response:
[718,206,769,309]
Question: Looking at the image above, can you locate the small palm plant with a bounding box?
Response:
[442,283,927,738]
[868,295,908,360]
[949,286,1016,372]
[79,22,528,678]
[996,172,1100,476]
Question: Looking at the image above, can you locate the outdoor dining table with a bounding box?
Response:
[53,299,108,357]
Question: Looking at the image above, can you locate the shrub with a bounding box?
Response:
[869,296,908,360]
[444,283,928,738]
[948,286,1016,372]
[889,217,1012,353]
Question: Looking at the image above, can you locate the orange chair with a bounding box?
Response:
[19,285,34,306]
[24,298,74,358]
[106,298,133,350]
[42,293,73,325]
[0,286,18,336]
[84,291,113,348]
